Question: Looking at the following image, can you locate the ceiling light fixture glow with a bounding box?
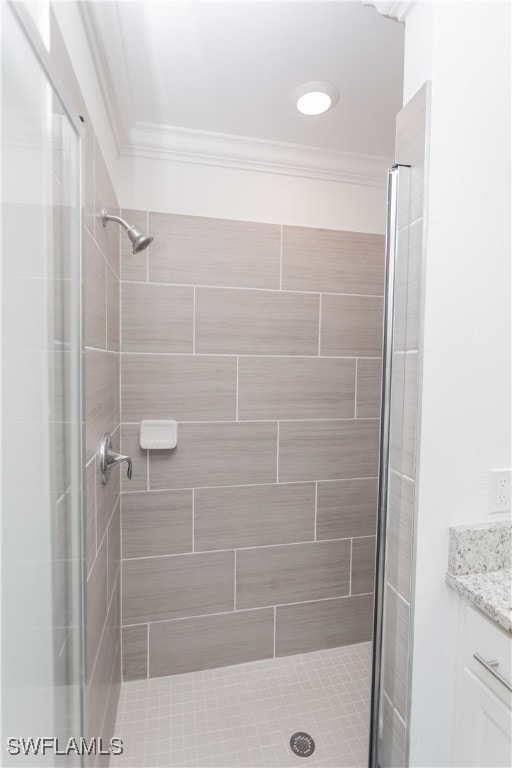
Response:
[292,81,340,116]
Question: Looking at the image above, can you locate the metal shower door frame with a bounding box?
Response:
[369,163,410,768]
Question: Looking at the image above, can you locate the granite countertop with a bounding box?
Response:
[446,521,511,633]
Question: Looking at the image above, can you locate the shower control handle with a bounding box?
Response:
[99,432,132,484]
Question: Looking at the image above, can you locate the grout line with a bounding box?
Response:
[349,538,353,596]
[117,351,383,360]
[121,535,375,561]
[83,346,119,355]
[116,416,379,425]
[318,294,322,355]
[116,278,384,299]
[279,225,283,290]
[355,358,358,418]
[273,606,277,658]
[314,482,318,541]
[388,581,412,608]
[118,476,379,494]
[119,591,375,629]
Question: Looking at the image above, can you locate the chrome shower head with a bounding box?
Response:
[127,227,153,254]
[101,207,153,254]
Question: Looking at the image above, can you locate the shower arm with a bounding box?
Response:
[101,208,133,232]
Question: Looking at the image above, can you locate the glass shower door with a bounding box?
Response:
[1,3,83,763]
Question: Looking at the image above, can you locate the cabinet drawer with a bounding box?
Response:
[464,605,512,704]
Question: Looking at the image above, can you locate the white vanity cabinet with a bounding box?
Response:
[453,602,512,767]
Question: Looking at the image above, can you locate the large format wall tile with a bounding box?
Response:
[320,294,383,357]
[149,421,277,490]
[236,540,351,609]
[279,419,379,482]
[195,287,319,355]
[96,428,120,545]
[94,138,120,276]
[351,536,376,595]
[238,357,355,420]
[148,213,280,288]
[84,459,96,577]
[357,358,382,418]
[282,226,385,295]
[194,483,315,551]
[122,551,234,624]
[85,535,108,678]
[395,83,430,227]
[403,219,422,352]
[121,354,236,422]
[403,352,418,478]
[387,472,414,602]
[84,349,118,463]
[85,584,118,743]
[149,609,274,677]
[383,585,409,721]
[83,229,106,348]
[107,502,120,601]
[120,209,149,282]
[119,211,383,679]
[120,424,147,492]
[107,264,120,352]
[122,625,147,681]
[121,283,193,353]
[275,594,373,656]
[317,478,378,540]
[122,490,192,558]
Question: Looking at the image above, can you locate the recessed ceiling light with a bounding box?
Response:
[292,81,340,116]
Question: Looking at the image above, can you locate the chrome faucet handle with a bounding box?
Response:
[99,432,132,484]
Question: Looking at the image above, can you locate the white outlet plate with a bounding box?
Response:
[489,469,511,513]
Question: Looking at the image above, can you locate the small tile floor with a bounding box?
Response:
[112,641,372,768]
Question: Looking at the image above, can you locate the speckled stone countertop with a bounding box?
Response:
[446,521,511,633]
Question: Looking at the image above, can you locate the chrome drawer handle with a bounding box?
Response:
[473,653,512,692]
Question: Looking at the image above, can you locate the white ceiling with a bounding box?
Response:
[85,1,404,161]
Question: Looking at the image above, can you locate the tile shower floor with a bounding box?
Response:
[112,641,371,768]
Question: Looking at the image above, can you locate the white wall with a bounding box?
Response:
[405,2,511,765]
[50,0,388,234]
[51,0,118,187]
[118,154,387,232]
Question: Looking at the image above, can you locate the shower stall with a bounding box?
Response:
[1,3,428,767]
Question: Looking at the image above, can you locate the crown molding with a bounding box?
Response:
[362,1,416,23]
[123,123,391,188]
[78,2,392,187]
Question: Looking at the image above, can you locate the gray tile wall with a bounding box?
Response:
[82,116,121,760]
[51,14,122,758]
[379,82,431,767]
[119,213,385,680]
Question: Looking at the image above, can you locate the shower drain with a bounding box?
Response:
[290,732,316,758]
